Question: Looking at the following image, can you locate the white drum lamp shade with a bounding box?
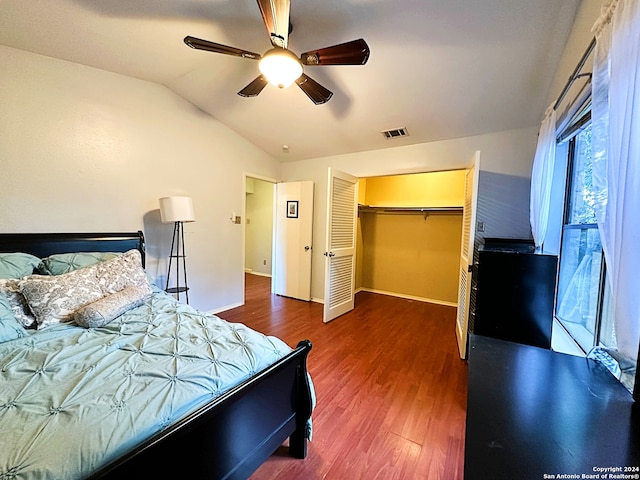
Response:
[159,196,195,223]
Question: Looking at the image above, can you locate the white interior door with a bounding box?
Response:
[323,168,358,323]
[456,151,481,359]
[273,181,314,301]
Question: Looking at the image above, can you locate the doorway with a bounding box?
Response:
[355,170,466,306]
[244,175,276,301]
[243,174,314,304]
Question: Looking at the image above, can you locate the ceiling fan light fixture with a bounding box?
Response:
[259,48,303,89]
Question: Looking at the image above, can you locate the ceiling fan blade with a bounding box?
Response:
[295,74,333,105]
[184,36,261,60]
[301,38,370,66]
[256,0,291,48]
[238,75,269,97]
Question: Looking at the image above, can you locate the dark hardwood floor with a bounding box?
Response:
[217,274,467,480]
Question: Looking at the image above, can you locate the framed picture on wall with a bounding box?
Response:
[287,200,298,218]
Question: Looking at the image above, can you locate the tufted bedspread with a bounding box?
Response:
[0,289,294,479]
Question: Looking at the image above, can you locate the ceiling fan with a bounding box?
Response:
[184,0,370,105]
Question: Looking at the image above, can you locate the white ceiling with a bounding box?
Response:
[0,0,581,162]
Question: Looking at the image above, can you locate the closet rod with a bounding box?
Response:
[359,206,463,213]
[553,37,596,111]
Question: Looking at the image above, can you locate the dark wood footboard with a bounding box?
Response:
[92,340,313,480]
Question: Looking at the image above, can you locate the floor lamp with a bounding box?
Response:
[159,196,195,304]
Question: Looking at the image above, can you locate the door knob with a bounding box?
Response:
[304,246,311,251]
[324,251,335,257]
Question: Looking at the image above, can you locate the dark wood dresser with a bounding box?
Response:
[473,239,557,349]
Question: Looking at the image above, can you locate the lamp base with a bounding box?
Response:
[165,221,190,304]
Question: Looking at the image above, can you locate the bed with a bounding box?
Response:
[0,231,313,480]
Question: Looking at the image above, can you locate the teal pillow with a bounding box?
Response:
[0,253,41,279]
[0,293,28,342]
[38,252,121,275]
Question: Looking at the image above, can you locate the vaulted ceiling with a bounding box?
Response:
[0,0,581,161]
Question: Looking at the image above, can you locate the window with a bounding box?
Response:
[555,121,616,353]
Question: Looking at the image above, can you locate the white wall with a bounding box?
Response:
[545,0,603,110]
[281,126,538,301]
[0,46,280,312]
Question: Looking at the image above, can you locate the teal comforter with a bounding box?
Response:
[0,290,292,479]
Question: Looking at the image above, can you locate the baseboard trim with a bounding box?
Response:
[245,271,272,278]
[209,301,243,315]
[359,288,457,307]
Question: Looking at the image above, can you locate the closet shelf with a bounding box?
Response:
[358,205,463,215]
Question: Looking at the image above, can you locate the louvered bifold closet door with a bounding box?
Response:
[456,168,474,342]
[456,151,480,358]
[323,168,358,323]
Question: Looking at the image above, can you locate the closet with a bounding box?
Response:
[356,170,465,306]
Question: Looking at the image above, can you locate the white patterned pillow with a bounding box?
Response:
[74,285,151,328]
[0,279,36,328]
[95,249,149,294]
[19,267,104,327]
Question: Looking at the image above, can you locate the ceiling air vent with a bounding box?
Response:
[381,127,409,139]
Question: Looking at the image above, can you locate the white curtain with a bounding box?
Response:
[529,106,557,249]
[592,0,640,362]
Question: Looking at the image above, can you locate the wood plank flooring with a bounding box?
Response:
[217,274,467,480]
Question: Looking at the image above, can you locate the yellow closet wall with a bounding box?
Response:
[356,170,464,305]
[359,212,462,303]
[362,170,465,207]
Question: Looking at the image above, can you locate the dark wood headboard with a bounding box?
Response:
[0,231,146,267]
